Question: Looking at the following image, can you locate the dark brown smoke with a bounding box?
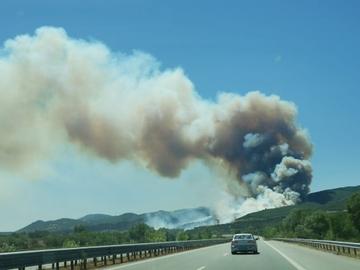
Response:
[0,27,312,213]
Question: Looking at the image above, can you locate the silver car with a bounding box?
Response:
[231,233,258,254]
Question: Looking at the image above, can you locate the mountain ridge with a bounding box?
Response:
[18,185,360,234]
[18,206,216,233]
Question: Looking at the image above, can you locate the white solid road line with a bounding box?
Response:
[196,266,206,270]
[264,241,307,270]
[103,243,225,269]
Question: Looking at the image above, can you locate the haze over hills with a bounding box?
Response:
[18,185,360,234]
[18,207,217,233]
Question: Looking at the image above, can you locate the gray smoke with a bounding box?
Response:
[0,27,313,221]
[145,207,217,230]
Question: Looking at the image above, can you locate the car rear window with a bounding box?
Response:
[234,234,253,240]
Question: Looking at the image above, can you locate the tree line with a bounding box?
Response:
[1,192,359,252]
[263,191,360,241]
[0,223,214,252]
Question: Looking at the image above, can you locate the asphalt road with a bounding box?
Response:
[104,239,360,270]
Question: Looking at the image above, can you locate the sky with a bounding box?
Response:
[0,0,360,231]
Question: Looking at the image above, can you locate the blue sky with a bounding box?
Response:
[0,0,359,231]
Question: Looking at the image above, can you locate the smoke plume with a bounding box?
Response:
[0,27,312,221]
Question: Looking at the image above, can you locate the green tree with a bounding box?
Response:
[304,211,330,239]
[145,229,167,242]
[129,223,151,243]
[0,242,16,252]
[328,212,357,240]
[281,209,310,236]
[74,224,87,233]
[198,228,212,239]
[347,192,360,232]
[294,224,312,238]
[262,227,279,239]
[62,239,79,248]
[176,231,189,241]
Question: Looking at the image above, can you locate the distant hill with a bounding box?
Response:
[18,185,360,234]
[189,185,360,235]
[303,185,360,209]
[18,207,217,233]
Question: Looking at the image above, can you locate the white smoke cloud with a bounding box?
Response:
[243,133,266,148]
[145,207,217,230]
[214,185,300,223]
[0,27,313,223]
[271,156,312,183]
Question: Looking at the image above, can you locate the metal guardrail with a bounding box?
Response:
[0,238,230,270]
[273,238,360,258]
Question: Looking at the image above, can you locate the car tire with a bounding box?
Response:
[231,251,236,255]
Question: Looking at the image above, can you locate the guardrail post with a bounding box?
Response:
[0,238,231,269]
[273,238,360,259]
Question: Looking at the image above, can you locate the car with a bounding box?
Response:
[231,233,258,254]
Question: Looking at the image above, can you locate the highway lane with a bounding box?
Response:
[266,240,360,270]
[104,239,296,270]
[104,239,360,270]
